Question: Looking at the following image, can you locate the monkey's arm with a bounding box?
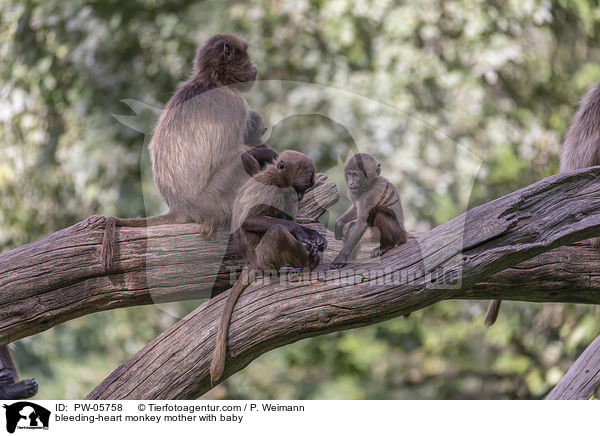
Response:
[335,206,357,240]
[330,220,368,269]
[244,145,278,170]
[242,216,312,244]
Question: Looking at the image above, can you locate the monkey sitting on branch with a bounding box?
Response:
[330,153,408,270]
[484,79,600,327]
[101,34,276,270]
[0,346,38,400]
[210,150,327,384]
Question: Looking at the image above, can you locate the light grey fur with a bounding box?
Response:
[150,86,250,225]
[560,80,600,249]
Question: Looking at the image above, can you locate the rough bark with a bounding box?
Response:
[546,334,600,400]
[85,167,600,399]
[0,179,339,346]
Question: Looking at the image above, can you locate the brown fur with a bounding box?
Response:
[101,34,261,270]
[331,154,407,268]
[485,80,600,327]
[0,345,38,400]
[210,151,325,384]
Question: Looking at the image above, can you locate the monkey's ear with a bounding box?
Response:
[224,42,232,58]
[376,163,381,176]
[277,160,287,172]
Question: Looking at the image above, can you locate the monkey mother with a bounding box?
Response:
[101,34,276,270]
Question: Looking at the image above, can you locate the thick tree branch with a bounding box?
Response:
[546,334,600,400]
[85,167,600,399]
[0,179,339,346]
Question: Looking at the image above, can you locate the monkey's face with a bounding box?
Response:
[276,151,316,201]
[345,169,370,193]
[344,154,380,194]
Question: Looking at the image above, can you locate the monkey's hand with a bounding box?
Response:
[302,226,327,251]
[314,231,327,252]
[307,242,321,270]
[291,224,312,245]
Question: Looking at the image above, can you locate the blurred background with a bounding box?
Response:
[1,0,600,399]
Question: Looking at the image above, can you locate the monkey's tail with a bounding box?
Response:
[101,214,178,271]
[210,268,251,385]
[484,300,502,327]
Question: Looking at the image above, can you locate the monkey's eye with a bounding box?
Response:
[277,160,287,172]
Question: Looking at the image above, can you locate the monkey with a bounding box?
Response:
[330,153,408,270]
[210,150,327,384]
[484,79,600,327]
[101,34,264,270]
[0,345,38,400]
[241,110,278,176]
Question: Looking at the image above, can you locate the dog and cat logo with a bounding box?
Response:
[2,402,50,433]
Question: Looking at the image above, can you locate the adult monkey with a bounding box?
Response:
[101,34,270,270]
[0,346,38,400]
[330,153,407,269]
[484,80,600,327]
[210,150,326,384]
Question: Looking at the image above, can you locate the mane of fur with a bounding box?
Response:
[561,81,600,172]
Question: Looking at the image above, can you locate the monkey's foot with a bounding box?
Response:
[370,247,392,258]
[198,219,215,239]
[17,379,38,398]
[0,368,16,385]
[329,262,346,270]
[307,244,320,270]
[370,248,383,258]
[0,378,38,400]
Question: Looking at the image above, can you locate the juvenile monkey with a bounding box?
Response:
[330,153,407,269]
[0,346,37,400]
[484,80,600,327]
[210,150,326,384]
[101,34,264,270]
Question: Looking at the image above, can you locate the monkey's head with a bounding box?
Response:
[194,34,257,91]
[244,110,268,146]
[344,153,381,194]
[275,150,316,201]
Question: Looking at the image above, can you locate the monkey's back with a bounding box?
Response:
[561,80,600,172]
[149,82,249,212]
[231,176,296,233]
[352,176,404,225]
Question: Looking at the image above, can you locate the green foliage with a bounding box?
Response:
[2,0,600,399]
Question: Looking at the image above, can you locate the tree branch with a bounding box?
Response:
[0,178,339,346]
[85,167,600,399]
[546,334,600,400]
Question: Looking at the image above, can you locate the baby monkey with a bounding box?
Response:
[210,150,326,384]
[330,153,407,269]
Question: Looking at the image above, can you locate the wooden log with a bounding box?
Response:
[86,167,600,399]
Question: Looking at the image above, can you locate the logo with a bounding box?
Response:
[3,402,50,434]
